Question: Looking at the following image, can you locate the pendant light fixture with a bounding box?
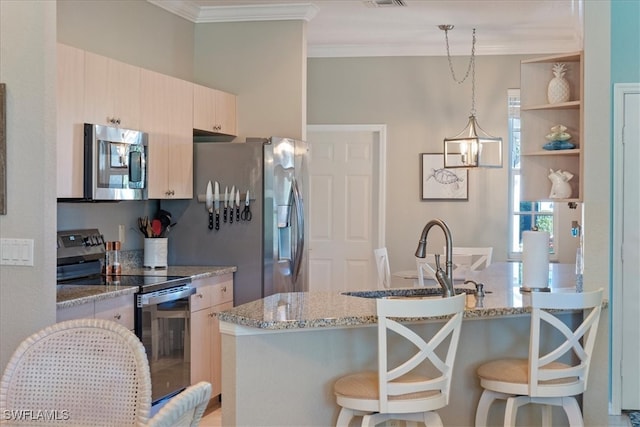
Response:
[441,25,503,168]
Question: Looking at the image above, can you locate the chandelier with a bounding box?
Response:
[440,25,503,168]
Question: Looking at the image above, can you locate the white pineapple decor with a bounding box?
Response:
[547,63,571,104]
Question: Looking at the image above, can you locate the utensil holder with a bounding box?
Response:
[144,238,168,269]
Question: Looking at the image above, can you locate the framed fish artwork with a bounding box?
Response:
[420,153,468,201]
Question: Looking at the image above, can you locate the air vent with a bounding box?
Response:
[363,0,407,7]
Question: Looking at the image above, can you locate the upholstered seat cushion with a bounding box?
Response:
[334,371,440,400]
[477,358,578,385]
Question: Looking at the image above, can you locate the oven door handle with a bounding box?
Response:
[138,286,196,307]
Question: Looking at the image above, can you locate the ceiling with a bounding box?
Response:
[147,0,584,57]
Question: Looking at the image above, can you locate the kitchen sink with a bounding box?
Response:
[342,287,474,299]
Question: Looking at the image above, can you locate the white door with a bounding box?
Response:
[612,84,640,411]
[306,125,386,292]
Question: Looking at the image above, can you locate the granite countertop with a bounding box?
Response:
[56,266,236,309]
[217,262,606,330]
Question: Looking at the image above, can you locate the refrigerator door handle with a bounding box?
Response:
[291,177,304,284]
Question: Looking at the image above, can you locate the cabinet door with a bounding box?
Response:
[215,89,237,136]
[56,43,85,198]
[193,84,237,136]
[211,300,233,398]
[190,307,213,385]
[95,294,135,330]
[84,52,140,129]
[193,83,215,133]
[142,70,193,199]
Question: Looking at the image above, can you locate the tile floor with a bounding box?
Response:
[199,404,631,427]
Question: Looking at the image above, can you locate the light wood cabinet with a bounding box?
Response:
[57,43,85,198]
[520,52,583,202]
[140,69,193,199]
[84,51,141,129]
[193,84,237,136]
[190,274,233,398]
[57,293,135,330]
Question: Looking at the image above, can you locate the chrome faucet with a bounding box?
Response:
[415,219,455,297]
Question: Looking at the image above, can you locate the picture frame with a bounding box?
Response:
[420,153,468,200]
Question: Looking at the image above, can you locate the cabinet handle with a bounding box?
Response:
[221,286,227,293]
[197,293,204,299]
[208,312,215,318]
[114,314,121,320]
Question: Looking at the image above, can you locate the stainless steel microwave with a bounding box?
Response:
[83,123,148,201]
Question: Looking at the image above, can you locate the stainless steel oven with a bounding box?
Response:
[57,228,193,405]
[135,281,195,404]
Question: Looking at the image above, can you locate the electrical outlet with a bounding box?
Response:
[118,224,126,245]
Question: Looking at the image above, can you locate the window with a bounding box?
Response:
[507,89,556,260]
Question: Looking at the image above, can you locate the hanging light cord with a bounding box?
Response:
[443,27,477,116]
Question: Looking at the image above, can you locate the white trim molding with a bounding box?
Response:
[147,1,318,23]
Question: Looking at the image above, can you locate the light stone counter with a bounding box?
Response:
[56,265,236,309]
[220,262,607,427]
[217,262,584,330]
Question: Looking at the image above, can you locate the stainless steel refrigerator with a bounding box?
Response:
[164,138,308,306]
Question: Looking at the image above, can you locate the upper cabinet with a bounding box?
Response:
[193,84,237,136]
[57,44,85,198]
[84,52,141,129]
[140,69,194,199]
[520,52,584,202]
[56,43,238,199]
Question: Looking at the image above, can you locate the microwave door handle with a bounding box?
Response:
[291,177,304,284]
[138,287,196,307]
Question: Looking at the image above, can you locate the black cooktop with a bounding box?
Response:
[57,274,191,294]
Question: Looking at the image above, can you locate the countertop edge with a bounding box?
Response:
[56,266,236,308]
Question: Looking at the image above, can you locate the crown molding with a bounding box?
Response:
[308,39,583,58]
[147,1,318,23]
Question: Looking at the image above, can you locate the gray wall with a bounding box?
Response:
[57,0,195,81]
[0,1,57,369]
[307,55,580,271]
[194,20,307,141]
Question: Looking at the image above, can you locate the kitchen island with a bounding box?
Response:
[218,262,608,426]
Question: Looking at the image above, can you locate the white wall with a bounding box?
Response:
[0,1,57,369]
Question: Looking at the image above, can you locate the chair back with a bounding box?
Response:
[148,381,212,427]
[451,247,493,271]
[375,293,465,413]
[415,253,473,286]
[528,289,603,397]
[374,248,391,289]
[0,319,152,426]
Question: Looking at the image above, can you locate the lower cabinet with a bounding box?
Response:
[56,293,135,330]
[190,274,234,398]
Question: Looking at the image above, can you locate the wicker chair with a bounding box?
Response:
[0,318,152,426]
[0,319,211,427]
[148,382,211,427]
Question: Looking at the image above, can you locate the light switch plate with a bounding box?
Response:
[0,238,34,266]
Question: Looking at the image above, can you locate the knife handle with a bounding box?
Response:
[223,207,227,223]
[230,209,234,224]
[215,213,220,231]
[208,212,214,230]
[236,207,240,222]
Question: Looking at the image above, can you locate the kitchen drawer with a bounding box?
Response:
[191,283,215,312]
[95,294,135,330]
[212,279,233,306]
[57,302,94,323]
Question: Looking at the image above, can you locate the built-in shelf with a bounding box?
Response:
[520,51,584,202]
